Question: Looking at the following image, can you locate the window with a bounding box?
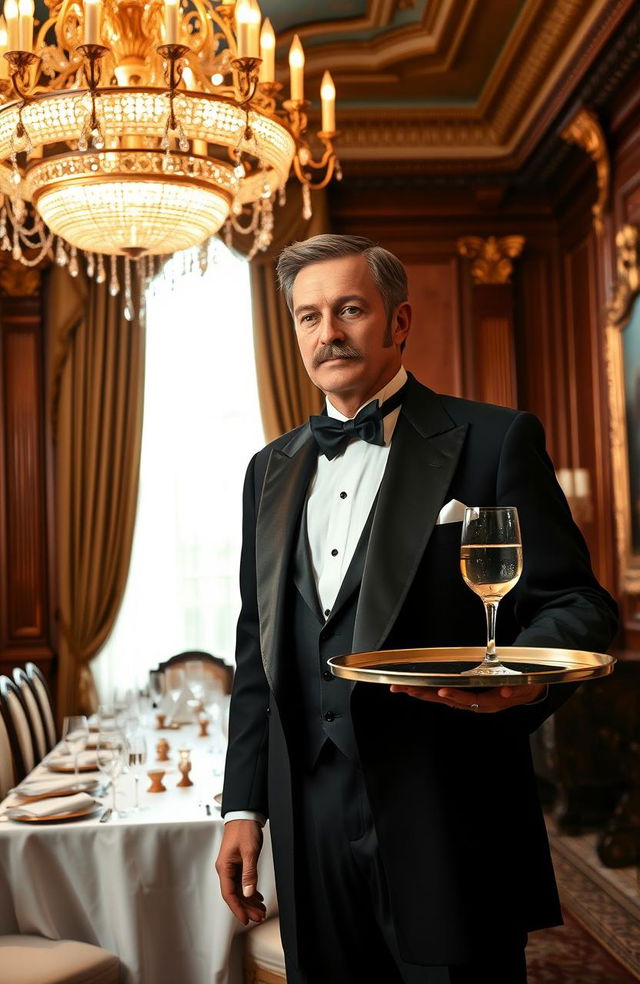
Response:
[93,240,263,700]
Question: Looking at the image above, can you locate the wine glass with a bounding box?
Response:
[62,715,89,776]
[149,671,165,709]
[96,731,127,815]
[460,506,523,675]
[127,734,148,812]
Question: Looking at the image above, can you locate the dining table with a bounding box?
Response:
[0,715,278,984]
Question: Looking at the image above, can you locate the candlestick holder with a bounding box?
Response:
[155,712,166,729]
[198,713,209,738]
[177,748,193,787]
[156,738,170,762]
[157,43,190,153]
[147,769,166,793]
[4,50,40,101]
[231,56,261,105]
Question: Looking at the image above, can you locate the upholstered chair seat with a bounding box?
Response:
[0,935,120,984]
[244,917,286,984]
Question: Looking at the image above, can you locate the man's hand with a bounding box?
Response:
[389,683,546,713]
[216,819,267,925]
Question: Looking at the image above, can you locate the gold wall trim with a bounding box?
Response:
[456,235,525,285]
[561,107,610,235]
[606,224,640,594]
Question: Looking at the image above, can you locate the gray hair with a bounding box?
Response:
[276,234,408,322]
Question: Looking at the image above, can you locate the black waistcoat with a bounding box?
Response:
[286,498,376,770]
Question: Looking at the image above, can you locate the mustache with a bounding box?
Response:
[313,342,362,369]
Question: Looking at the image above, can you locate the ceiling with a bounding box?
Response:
[261,0,636,174]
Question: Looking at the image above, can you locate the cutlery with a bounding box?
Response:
[99,807,113,824]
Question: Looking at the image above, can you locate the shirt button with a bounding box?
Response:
[322,671,333,682]
[324,711,335,722]
[331,548,338,557]
[340,491,347,499]
[324,609,331,617]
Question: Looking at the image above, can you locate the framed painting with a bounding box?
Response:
[606,224,640,593]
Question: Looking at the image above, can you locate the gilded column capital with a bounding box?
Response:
[456,235,525,285]
[561,106,610,236]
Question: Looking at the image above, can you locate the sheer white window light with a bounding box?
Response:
[93,239,263,700]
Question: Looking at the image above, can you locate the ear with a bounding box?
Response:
[392,301,412,348]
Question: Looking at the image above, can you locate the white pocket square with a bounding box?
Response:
[435,499,468,525]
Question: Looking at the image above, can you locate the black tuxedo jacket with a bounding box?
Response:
[223,375,617,965]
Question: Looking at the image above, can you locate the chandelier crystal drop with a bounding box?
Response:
[0,0,340,292]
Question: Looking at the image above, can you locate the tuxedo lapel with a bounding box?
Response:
[256,426,318,691]
[353,379,468,654]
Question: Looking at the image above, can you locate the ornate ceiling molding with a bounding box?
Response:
[560,107,610,234]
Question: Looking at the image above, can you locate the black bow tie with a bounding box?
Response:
[309,381,408,460]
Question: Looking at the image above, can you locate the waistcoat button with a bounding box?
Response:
[324,710,335,722]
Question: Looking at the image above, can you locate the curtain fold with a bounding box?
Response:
[48,263,145,720]
[247,184,330,440]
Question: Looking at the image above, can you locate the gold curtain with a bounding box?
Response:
[248,185,330,440]
[48,263,145,720]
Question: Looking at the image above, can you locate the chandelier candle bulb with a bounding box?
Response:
[163,0,179,44]
[320,70,335,133]
[234,0,251,58]
[247,0,260,58]
[0,19,8,78]
[4,0,18,51]
[17,0,33,52]
[259,17,274,82]
[83,0,101,45]
[289,33,304,102]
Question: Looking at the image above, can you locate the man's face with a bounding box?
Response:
[291,253,410,412]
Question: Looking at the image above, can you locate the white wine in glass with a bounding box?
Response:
[460,506,523,675]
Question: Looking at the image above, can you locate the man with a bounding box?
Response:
[216,235,617,983]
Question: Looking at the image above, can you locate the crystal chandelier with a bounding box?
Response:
[0,0,340,308]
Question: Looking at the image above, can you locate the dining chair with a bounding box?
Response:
[244,917,286,984]
[13,667,48,761]
[158,651,234,695]
[0,935,120,984]
[0,676,36,781]
[0,700,17,799]
[25,661,57,750]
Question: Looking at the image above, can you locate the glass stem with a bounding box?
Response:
[134,776,139,810]
[484,601,499,662]
[111,780,117,813]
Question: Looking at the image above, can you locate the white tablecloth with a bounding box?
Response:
[0,722,277,984]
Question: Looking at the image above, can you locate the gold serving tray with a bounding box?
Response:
[328,646,616,688]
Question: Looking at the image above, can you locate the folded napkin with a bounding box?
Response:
[13,776,94,798]
[47,750,98,770]
[169,687,197,724]
[10,793,97,818]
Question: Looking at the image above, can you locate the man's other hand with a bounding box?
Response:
[216,819,267,925]
[389,683,546,713]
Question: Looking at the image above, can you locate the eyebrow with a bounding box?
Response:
[293,294,368,318]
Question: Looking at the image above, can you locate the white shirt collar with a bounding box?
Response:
[325,366,408,445]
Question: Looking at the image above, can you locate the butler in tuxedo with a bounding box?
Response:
[216,235,617,984]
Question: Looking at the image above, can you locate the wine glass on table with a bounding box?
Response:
[460,506,523,676]
[62,715,89,776]
[96,731,127,816]
[127,734,148,812]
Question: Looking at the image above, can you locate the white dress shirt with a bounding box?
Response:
[224,367,408,825]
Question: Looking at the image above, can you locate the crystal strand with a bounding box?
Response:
[12,225,20,261]
[96,253,106,284]
[55,238,68,266]
[223,219,232,249]
[109,254,120,295]
[302,182,312,221]
[86,251,95,278]
[69,246,79,278]
[199,241,208,274]
[123,256,133,321]
[278,185,286,206]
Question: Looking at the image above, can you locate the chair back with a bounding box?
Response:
[0,676,35,779]
[25,662,57,750]
[12,668,48,761]
[0,702,17,798]
[158,651,234,695]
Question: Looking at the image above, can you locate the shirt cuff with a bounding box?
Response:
[223,810,267,827]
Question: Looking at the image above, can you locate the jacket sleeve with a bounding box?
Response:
[496,411,618,731]
[221,452,271,816]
